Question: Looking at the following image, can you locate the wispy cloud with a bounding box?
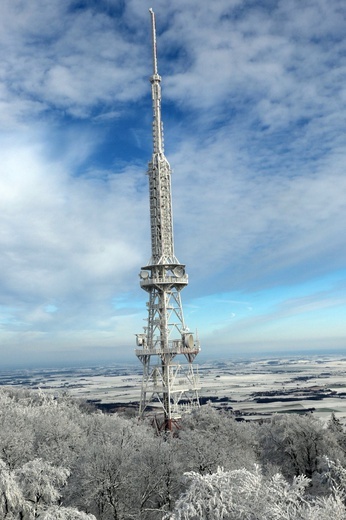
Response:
[0,1,148,125]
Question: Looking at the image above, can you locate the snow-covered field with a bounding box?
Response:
[1,354,346,422]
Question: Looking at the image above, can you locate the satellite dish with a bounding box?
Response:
[140,270,149,279]
[173,266,185,277]
[184,334,194,348]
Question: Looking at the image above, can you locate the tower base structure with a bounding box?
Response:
[136,268,200,431]
[136,344,200,427]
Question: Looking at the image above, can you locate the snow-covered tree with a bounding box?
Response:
[327,413,346,460]
[15,459,69,518]
[36,505,96,519]
[259,413,342,480]
[166,466,346,520]
[67,412,149,519]
[1,455,93,519]
[130,433,183,519]
[178,405,258,475]
[0,390,35,469]
[3,385,346,520]
[30,394,85,468]
[0,458,26,518]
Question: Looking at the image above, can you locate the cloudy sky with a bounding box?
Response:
[1,0,346,368]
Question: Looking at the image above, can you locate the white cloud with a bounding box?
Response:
[0,129,148,339]
[0,0,148,125]
[169,124,346,294]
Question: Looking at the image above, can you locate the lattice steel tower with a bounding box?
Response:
[135,9,200,431]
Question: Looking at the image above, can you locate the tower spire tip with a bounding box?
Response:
[149,7,158,77]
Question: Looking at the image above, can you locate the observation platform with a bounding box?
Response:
[140,274,188,289]
[135,342,200,358]
[142,379,200,393]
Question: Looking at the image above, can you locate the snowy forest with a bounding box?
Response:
[1,387,346,519]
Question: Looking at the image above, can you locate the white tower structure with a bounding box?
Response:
[135,9,200,431]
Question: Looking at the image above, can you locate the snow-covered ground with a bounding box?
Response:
[1,355,346,422]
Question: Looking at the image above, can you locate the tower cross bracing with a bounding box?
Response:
[136,9,200,431]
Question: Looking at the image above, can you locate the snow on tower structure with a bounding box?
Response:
[135,8,200,431]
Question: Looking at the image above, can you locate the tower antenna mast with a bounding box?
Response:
[135,9,200,432]
[150,8,158,76]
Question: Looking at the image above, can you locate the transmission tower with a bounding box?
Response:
[135,8,200,431]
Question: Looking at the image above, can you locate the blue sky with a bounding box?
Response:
[1,0,346,368]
